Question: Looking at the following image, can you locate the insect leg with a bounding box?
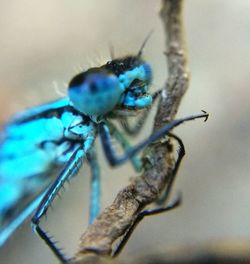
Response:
[112,192,181,257]
[86,147,101,223]
[31,144,90,263]
[112,134,184,256]
[99,111,208,167]
[156,132,185,205]
[106,121,142,172]
[120,90,161,136]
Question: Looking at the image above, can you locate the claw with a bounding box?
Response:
[201,110,209,122]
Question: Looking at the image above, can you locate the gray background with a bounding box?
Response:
[0,1,250,263]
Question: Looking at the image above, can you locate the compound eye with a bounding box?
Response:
[68,71,123,117]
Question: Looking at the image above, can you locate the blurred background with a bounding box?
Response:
[0,0,250,263]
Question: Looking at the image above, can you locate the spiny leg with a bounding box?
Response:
[112,193,182,257]
[120,90,161,136]
[112,133,184,256]
[88,123,144,223]
[100,111,208,167]
[156,132,185,205]
[86,147,101,223]
[31,146,87,263]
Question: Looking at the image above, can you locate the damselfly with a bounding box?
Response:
[0,38,208,262]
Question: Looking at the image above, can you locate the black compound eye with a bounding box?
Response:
[69,72,86,88]
[89,82,98,93]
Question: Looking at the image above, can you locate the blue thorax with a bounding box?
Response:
[0,53,153,247]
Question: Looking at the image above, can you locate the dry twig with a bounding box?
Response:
[72,0,188,263]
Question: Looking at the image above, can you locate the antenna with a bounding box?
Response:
[137,30,154,58]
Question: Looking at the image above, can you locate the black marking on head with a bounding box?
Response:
[104,56,143,76]
[104,31,153,77]
[69,67,113,89]
[69,68,100,88]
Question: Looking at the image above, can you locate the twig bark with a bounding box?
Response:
[73,240,250,264]
[72,0,188,263]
